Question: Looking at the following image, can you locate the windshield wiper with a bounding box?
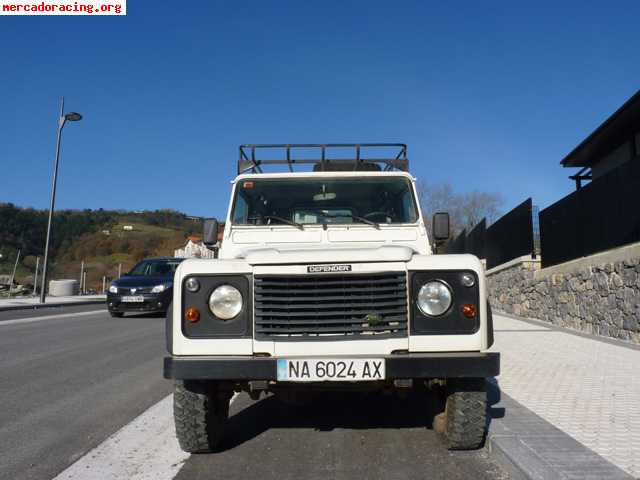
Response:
[263,215,304,230]
[323,213,380,229]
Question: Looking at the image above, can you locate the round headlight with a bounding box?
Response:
[185,277,200,293]
[108,285,118,294]
[417,281,452,316]
[151,284,169,293]
[209,285,243,320]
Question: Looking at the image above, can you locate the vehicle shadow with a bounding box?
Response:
[220,388,425,451]
[219,377,504,452]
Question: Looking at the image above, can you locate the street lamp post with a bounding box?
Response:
[39,97,82,303]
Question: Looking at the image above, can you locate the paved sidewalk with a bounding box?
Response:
[0,294,105,310]
[490,313,640,478]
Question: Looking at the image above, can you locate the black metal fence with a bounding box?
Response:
[444,198,535,269]
[485,198,534,269]
[465,218,486,259]
[539,159,640,268]
[441,160,639,269]
[444,229,466,254]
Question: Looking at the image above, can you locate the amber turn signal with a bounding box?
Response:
[462,303,476,318]
[185,307,200,323]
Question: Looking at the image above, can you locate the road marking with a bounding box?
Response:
[0,310,105,326]
[53,393,238,480]
[53,394,187,480]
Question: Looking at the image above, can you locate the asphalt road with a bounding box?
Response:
[0,305,508,480]
[177,392,508,480]
[0,305,172,480]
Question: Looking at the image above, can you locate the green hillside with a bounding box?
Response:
[0,203,203,290]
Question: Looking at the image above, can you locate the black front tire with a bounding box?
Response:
[173,380,231,453]
[436,378,487,450]
[109,311,124,318]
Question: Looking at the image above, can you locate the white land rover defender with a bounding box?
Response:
[164,144,499,452]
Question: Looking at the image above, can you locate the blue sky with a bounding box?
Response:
[1,1,639,219]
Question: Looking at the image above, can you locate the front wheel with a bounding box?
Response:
[434,378,487,450]
[173,381,231,453]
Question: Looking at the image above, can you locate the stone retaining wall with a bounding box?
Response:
[486,243,640,344]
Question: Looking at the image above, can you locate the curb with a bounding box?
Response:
[486,380,633,480]
[0,299,106,312]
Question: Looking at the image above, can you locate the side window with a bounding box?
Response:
[233,194,249,224]
[150,262,171,275]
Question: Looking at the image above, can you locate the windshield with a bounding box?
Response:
[231,177,419,226]
[128,259,182,276]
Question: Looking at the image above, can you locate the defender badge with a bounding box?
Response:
[307,264,352,273]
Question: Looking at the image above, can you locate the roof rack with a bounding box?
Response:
[237,143,408,174]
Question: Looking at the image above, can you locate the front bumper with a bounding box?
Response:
[163,352,499,380]
[107,292,171,313]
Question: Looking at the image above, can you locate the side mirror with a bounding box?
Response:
[432,212,450,242]
[203,218,219,248]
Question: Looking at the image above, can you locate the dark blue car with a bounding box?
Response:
[106,257,184,317]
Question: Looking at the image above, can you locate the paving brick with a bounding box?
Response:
[490,314,640,477]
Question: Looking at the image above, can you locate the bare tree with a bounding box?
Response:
[417,180,503,236]
[458,190,503,230]
[417,181,461,234]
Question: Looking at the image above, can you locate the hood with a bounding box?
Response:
[113,276,173,287]
[238,245,415,265]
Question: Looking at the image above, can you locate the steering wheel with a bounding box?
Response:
[364,211,391,222]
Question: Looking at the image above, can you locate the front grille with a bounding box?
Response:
[120,287,153,294]
[254,272,408,339]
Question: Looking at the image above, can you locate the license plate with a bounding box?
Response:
[121,295,144,303]
[277,358,385,382]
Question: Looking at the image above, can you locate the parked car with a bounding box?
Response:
[107,257,184,317]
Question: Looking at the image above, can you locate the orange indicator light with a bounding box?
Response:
[185,307,200,323]
[462,304,477,318]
